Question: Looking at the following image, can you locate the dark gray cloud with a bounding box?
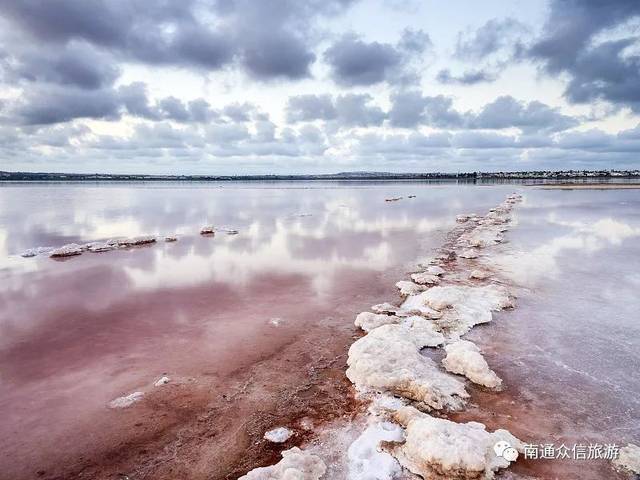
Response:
[388,92,465,128]
[5,41,119,90]
[324,29,430,86]
[12,85,122,125]
[471,96,578,133]
[389,91,577,133]
[529,0,640,111]
[286,93,384,127]
[0,0,233,70]
[4,80,235,125]
[287,94,337,122]
[436,69,496,85]
[287,91,579,134]
[448,18,529,85]
[0,0,355,83]
[324,35,402,86]
[334,94,386,127]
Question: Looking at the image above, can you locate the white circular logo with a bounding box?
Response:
[494,441,519,462]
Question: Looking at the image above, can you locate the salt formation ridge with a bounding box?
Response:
[240,194,527,479]
[19,224,239,260]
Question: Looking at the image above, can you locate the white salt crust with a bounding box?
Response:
[613,443,640,475]
[347,421,404,480]
[108,391,144,409]
[386,406,523,480]
[264,427,294,443]
[238,447,326,480]
[442,340,502,388]
[347,323,466,411]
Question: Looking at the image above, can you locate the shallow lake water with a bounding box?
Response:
[0,182,638,479]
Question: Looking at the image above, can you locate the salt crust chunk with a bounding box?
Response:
[395,280,425,297]
[117,235,156,246]
[264,427,293,443]
[442,340,502,388]
[348,421,404,480]
[347,323,466,411]
[458,248,479,259]
[355,312,400,332]
[370,302,399,315]
[386,406,522,480]
[410,272,441,286]
[403,285,512,336]
[469,269,490,280]
[238,447,326,480]
[49,243,84,257]
[426,265,446,276]
[108,391,144,409]
[613,443,640,475]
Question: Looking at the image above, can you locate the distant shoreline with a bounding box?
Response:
[1,170,640,183]
[534,183,640,189]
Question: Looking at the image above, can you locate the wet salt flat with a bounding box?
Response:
[0,182,638,479]
[461,188,640,479]
[0,182,511,480]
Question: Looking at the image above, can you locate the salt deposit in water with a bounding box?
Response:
[402,285,512,336]
[117,235,156,247]
[410,272,441,286]
[347,323,467,411]
[108,391,144,409]
[395,280,426,297]
[386,406,522,480]
[458,248,479,259]
[355,312,400,332]
[154,376,170,387]
[49,243,84,258]
[442,340,502,389]
[613,443,640,475]
[370,302,400,315]
[263,427,293,443]
[347,421,404,480]
[238,447,326,480]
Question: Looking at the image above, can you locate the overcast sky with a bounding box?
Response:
[1,0,639,174]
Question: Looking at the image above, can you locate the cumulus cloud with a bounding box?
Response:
[11,85,122,125]
[471,96,578,133]
[455,18,529,61]
[388,91,465,128]
[0,0,356,82]
[528,0,640,111]
[324,29,431,86]
[445,18,530,85]
[286,94,337,122]
[286,93,385,127]
[388,91,578,133]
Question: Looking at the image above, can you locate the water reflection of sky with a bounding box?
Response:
[0,182,518,478]
[474,188,640,450]
[0,181,514,364]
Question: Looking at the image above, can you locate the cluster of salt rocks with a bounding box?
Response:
[20,224,240,260]
[32,235,163,259]
[342,193,524,479]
